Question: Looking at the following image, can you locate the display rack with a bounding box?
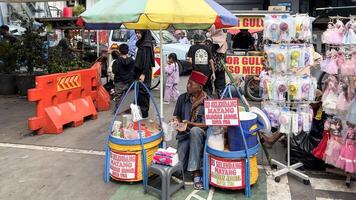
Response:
[262,14,316,185]
[320,33,356,187]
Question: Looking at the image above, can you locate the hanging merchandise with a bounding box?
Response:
[263,13,317,185]
[335,77,353,114]
[264,44,315,73]
[294,14,313,42]
[264,14,313,43]
[335,125,356,173]
[322,17,356,45]
[260,75,317,102]
[321,75,338,114]
[323,118,343,166]
[312,119,331,159]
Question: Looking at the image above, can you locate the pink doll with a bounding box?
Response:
[341,53,355,76]
[324,118,343,166]
[322,22,334,44]
[336,49,345,70]
[322,76,338,114]
[321,50,332,72]
[331,20,345,45]
[335,125,356,173]
[343,20,356,44]
[325,49,339,74]
[336,79,352,113]
[322,75,338,101]
[352,50,356,75]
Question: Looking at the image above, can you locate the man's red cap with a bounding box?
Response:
[189,71,208,86]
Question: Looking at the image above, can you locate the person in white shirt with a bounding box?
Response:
[179,32,190,44]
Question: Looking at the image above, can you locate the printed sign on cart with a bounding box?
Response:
[110,151,138,180]
[204,99,240,126]
[209,156,244,189]
[226,55,264,75]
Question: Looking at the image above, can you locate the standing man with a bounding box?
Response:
[57,30,82,59]
[0,25,17,44]
[187,34,215,95]
[171,71,209,190]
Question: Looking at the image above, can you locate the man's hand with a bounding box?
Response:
[139,74,145,82]
[211,73,216,81]
[176,121,188,132]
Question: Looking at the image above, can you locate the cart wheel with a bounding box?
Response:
[303,179,310,185]
[271,164,278,170]
[274,177,280,183]
[346,182,351,188]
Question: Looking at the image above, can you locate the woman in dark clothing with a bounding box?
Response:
[134,30,155,118]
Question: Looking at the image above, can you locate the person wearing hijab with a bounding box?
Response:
[134,30,155,118]
[207,25,228,97]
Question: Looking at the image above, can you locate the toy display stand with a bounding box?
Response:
[104,81,163,187]
[270,132,310,185]
[203,84,258,197]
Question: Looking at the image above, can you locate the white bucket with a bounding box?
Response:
[208,126,225,151]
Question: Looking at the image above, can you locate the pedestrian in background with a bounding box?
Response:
[187,34,215,95]
[164,53,180,104]
[134,30,155,119]
[207,25,228,97]
[179,32,190,44]
[112,44,135,112]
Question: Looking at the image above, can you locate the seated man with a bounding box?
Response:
[171,71,209,190]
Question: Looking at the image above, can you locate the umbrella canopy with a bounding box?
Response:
[78,0,237,30]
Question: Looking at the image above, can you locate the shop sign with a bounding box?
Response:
[226,55,264,75]
[209,156,244,189]
[236,17,264,30]
[204,99,240,126]
[110,151,138,180]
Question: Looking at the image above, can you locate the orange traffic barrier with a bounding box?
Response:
[91,62,110,111]
[28,62,110,134]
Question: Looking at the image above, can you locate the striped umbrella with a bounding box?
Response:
[78,0,237,30]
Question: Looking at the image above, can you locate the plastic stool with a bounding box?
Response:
[145,162,185,200]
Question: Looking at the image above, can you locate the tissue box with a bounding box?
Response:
[153,147,179,166]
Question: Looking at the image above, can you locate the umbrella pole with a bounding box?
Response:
[96,30,100,58]
[159,25,164,120]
